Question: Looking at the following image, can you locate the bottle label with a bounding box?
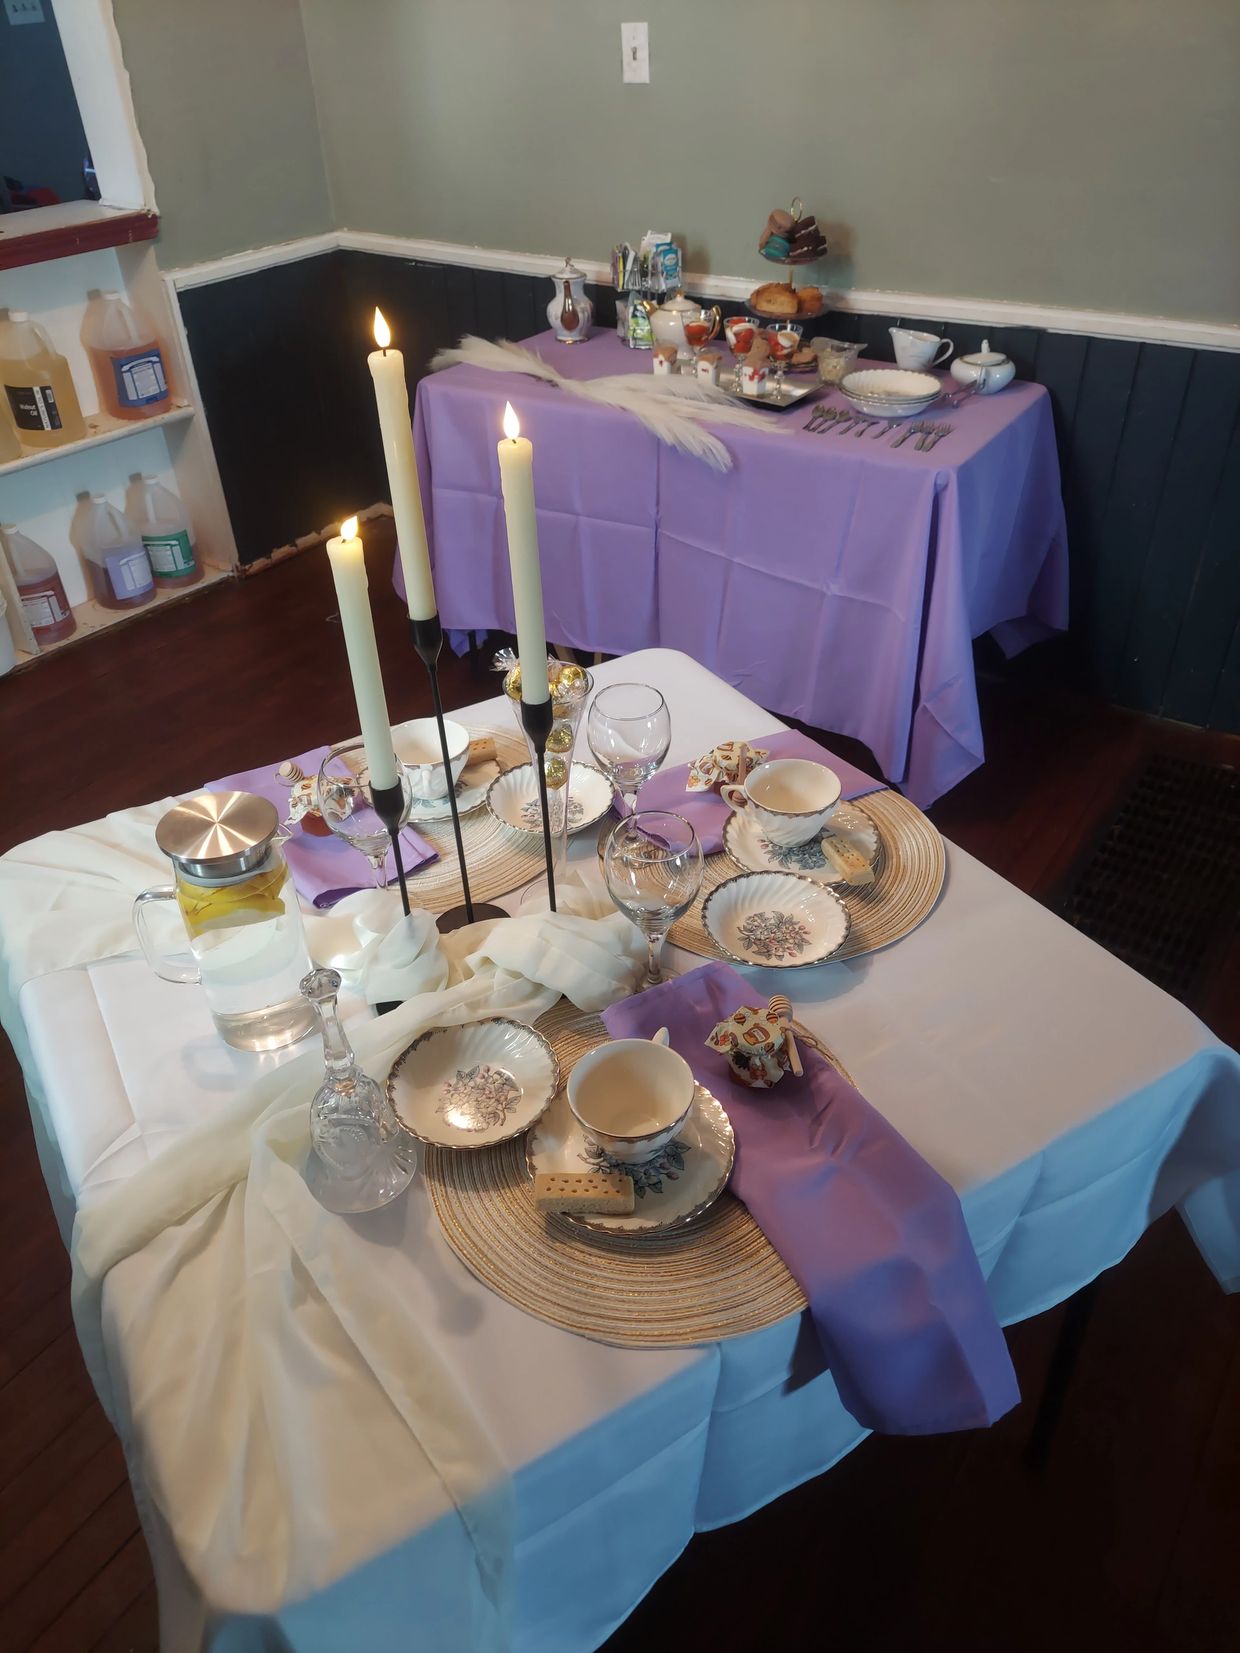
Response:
[143,529,195,576]
[105,547,153,600]
[6,382,62,432]
[111,349,168,409]
[22,589,69,629]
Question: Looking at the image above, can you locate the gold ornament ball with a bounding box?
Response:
[503,666,522,700]
[544,757,569,790]
[546,722,574,753]
[558,663,587,693]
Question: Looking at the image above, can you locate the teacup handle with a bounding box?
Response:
[720,783,751,813]
[934,337,954,366]
[650,1026,670,1047]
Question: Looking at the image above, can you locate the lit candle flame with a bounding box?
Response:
[373,308,391,349]
[341,515,359,540]
[502,401,521,441]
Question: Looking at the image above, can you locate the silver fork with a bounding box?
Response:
[892,421,926,449]
[853,417,878,437]
[926,423,954,450]
[873,418,899,440]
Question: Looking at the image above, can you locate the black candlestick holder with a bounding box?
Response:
[368,775,411,1017]
[410,614,508,933]
[519,695,556,913]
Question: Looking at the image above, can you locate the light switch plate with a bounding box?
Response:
[621,22,649,84]
[4,0,46,24]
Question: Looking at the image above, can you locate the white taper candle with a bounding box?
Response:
[496,402,548,705]
[325,516,399,789]
[368,308,436,622]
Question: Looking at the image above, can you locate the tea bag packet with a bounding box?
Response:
[705,1003,790,1089]
[687,739,769,794]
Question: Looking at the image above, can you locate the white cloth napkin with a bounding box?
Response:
[0,800,645,1646]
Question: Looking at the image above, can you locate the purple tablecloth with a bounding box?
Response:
[404,330,1068,807]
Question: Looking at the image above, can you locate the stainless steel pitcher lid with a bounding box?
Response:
[155,791,280,880]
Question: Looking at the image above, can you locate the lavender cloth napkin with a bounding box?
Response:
[207,747,438,909]
[602,962,1020,1435]
[631,729,883,854]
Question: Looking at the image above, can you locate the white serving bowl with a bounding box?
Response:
[841,367,942,419]
[394,716,470,800]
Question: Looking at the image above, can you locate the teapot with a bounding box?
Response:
[635,291,720,361]
[949,339,1016,395]
[546,257,594,344]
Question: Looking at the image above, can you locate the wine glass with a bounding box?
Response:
[316,740,413,888]
[587,683,671,811]
[604,812,703,987]
[300,969,417,1214]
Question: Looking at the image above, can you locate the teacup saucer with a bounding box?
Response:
[722,801,879,886]
[527,1081,735,1234]
[387,1018,559,1148]
[702,870,850,967]
[405,750,499,821]
[485,762,615,836]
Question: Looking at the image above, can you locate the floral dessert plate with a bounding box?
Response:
[527,1080,735,1235]
[701,870,850,967]
[485,761,615,836]
[387,1018,560,1148]
[722,802,879,887]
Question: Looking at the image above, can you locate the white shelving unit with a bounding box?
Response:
[0,0,237,674]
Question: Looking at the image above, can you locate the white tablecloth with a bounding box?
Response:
[10,649,1240,1652]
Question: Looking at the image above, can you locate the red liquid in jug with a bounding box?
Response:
[18,571,77,643]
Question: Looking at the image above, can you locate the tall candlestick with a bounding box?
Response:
[496,401,548,704]
[368,308,436,622]
[326,516,398,790]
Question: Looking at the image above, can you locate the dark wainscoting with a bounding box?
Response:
[177,251,1240,731]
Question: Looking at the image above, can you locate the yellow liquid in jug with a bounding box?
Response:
[0,346,87,449]
[176,859,290,939]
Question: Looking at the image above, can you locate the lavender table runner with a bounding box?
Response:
[604,962,1019,1435]
[208,748,437,908]
[632,727,883,854]
[404,329,1068,807]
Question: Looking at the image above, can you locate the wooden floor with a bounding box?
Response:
[2,525,1238,1651]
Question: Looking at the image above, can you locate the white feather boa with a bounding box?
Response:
[429,335,784,471]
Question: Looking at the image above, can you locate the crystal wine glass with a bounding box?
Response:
[587,683,671,810]
[316,740,413,888]
[300,968,418,1213]
[603,812,703,987]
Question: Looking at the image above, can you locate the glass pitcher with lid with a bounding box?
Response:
[134,791,317,1052]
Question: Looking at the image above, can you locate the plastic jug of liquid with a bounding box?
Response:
[0,523,77,643]
[72,494,154,610]
[0,399,21,463]
[127,474,200,588]
[81,291,172,421]
[0,311,87,449]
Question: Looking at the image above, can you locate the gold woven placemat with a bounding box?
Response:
[406,726,543,914]
[422,1000,865,1347]
[665,789,945,962]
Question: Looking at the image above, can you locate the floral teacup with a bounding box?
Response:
[721,758,841,848]
[567,1030,694,1166]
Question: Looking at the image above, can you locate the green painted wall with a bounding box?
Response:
[298,0,1240,326]
[113,0,331,268]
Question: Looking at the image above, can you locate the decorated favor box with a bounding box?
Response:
[706,1003,790,1090]
[687,739,769,794]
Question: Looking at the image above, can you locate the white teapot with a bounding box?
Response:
[636,291,720,361]
[547,257,594,344]
[949,339,1016,395]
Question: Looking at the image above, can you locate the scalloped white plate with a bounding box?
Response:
[527,1080,735,1234]
[485,761,615,836]
[723,801,879,886]
[701,870,850,967]
[388,1019,560,1148]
